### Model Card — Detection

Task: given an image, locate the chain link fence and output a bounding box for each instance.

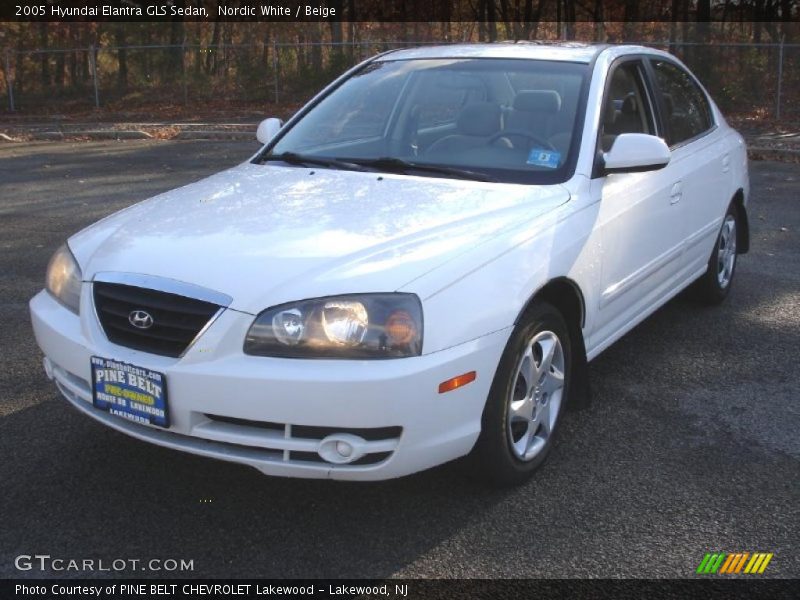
[2,40,798,120]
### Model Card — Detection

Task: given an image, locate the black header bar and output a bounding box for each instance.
[3,578,799,600]
[4,0,798,23]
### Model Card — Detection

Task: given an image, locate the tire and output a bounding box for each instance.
[469,301,573,486]
[691,205,739,305]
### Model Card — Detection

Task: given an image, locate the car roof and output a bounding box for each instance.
[376,42,657,64]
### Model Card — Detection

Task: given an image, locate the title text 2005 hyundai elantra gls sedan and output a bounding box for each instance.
[31,43,749,485]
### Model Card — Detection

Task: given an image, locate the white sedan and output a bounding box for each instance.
[31,43,749,485]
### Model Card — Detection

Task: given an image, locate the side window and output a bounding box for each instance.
[651,60,713,146]
[599,62,655,152]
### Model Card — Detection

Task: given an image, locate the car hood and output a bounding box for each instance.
[71,163,570,314]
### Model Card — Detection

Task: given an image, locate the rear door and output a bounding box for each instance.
[647,58,730,278]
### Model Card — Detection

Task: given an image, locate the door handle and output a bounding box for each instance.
[670,181,683,205]
[722,154,731,173]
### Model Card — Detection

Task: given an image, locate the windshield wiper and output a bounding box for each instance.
[344,157,496,182]
[258,151,368,172]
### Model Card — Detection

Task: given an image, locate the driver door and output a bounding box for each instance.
[588,59,685,352]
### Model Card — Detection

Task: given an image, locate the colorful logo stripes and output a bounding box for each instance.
[696,552,773,575]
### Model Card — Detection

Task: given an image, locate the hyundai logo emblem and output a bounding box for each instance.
[128,310,154,330]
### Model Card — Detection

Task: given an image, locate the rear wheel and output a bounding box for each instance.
[692,206,739,305]
[469,302,572,486]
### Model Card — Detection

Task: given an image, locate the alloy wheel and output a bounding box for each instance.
[717,214,737,288]
[507,330,565,462]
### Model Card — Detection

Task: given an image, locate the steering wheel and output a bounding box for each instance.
[487,130,556,152]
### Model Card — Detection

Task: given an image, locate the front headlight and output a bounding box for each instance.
[244,293,423,359]
[45,244,82,314]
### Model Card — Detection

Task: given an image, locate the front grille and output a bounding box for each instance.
[93,282,221,357]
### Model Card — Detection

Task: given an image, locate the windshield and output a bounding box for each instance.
[258,58,589,184]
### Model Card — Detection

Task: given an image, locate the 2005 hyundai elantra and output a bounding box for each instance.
[31,42,749,484]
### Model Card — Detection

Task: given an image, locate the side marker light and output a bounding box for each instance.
[438,371,477,394]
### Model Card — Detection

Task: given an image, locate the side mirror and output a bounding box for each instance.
[256,117,283,145]
[600,133,670,175]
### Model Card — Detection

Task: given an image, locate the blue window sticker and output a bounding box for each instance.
[526,148,561,169]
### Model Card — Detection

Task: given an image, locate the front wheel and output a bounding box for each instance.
[691,206,739,305]
[469,302,572,486]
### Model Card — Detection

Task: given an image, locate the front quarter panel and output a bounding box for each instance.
[404,178,600,355]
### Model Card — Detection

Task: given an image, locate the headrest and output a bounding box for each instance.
[604,100,617,124]
[457,102,502,137]
[621,94,638,114]
[513,90,562,114]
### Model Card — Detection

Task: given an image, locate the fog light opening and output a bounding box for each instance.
[318,434,367,465]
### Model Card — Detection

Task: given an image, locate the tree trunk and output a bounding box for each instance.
[522,0,542,41]
[115,26,128,92]
[780,0,792,40]
[206,22,220,74]
[328,1,345,74]
[262,29,270,68]
[695,0,712,84]
[310,24,323,72]
[68,24,77,90]
[623,0,638,41]
[669,0,680,51]
[697,0,711,32]
[556,0,562,39]
[498,0,512,40]
[594,0,605,42]
[15,36,24,98]
[753,1,764,43]
[681,0,690,58]
[487,0,497,42]
[55,26,66,91]
[564,0,576,40]
[297,33,307,72]
[39,23,49,92]
[477,0,487,41]
[440,8,452,41]
[168,20,184,82]
[221,22,231,89]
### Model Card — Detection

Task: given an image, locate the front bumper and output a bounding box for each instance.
[30,287,510,480]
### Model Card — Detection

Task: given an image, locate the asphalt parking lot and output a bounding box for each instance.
[0,140,797,579]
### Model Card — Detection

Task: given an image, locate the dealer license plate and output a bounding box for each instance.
[91,356,169,428]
